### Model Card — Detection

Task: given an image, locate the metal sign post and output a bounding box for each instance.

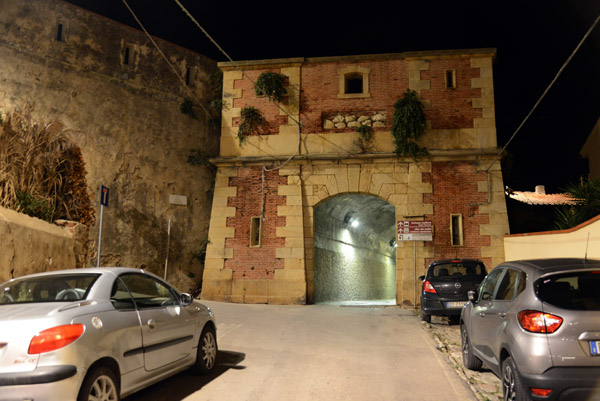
[397,220,433,308]
[97,186,109,267]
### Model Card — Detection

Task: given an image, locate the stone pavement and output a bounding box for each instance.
[420,314,503,401]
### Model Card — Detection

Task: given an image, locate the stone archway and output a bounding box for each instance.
[313,193,396,305]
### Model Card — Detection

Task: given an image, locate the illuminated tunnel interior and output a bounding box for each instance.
[313,194,396,305]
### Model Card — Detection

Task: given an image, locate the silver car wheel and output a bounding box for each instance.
[202,330,217,369]
[89,374,118,401]
[503,363,515,401]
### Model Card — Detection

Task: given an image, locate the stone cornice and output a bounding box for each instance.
[218,48,497,70]
[210,148,504,166]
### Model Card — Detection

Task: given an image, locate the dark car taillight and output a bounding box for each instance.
[28,324,85,354]
[423,280,437,294]
[517,310,563,333]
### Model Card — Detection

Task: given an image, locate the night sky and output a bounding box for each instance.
[64,0,600,231]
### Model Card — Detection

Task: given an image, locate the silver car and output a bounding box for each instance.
[461,258,600,401]
[0,267,217,401]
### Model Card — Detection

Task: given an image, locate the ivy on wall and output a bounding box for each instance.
[255,71,287,103]
[391,89,428,159]
[355,124,374,153]
[238,106,265,145]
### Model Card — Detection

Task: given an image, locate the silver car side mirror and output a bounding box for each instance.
[180,293,193,306]
[468,290,477,303]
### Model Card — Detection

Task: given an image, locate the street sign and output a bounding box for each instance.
[100,185,109,207]
[397,220,433,241]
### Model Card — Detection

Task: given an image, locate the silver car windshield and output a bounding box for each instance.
[0,274,100,304]
[537,271,600,311]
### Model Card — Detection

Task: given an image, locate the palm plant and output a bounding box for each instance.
[553,177,600,230]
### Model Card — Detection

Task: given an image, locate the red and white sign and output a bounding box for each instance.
[397,221,433,241]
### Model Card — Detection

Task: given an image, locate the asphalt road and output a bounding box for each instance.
[124,301,477,401]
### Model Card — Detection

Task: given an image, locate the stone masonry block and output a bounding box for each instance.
[276,247,304,259]
[278,166,301,176]
[285,195,303,206]
[278,185,302,197]
[285,237,305,248]
[213,186,237,199]
[284,258,305,270]
[208,226,235,239]
[277,205,303,217]
[273,268,305,282]
[276,226,304,238]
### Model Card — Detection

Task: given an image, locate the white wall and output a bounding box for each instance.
[504,215,600,261]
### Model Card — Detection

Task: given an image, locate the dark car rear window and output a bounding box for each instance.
[429,261,486,279]
[0,274,100,304]
[537,271,600,311]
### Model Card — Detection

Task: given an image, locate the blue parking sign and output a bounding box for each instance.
[100,185,109,207]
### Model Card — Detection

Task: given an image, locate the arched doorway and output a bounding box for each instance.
[313,194,396,305]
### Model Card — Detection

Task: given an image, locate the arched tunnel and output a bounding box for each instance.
[313,194,397,305]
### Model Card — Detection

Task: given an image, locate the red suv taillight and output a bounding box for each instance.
[518,310,563,333]
[423,280,437,294]
[28,324,85,354]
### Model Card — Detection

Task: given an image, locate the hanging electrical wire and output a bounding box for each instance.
[121,0,212,119]
[485,13,600,173]
[172,0,304,222]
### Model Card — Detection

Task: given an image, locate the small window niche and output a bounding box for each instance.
[445,69,457,89]
[185,66,197,87]
[55,21,67,42]
[450,214,464,246]
[338,66,370,98]
[123,46,131,65]
[122,44,137,67]
[250,216,262,247]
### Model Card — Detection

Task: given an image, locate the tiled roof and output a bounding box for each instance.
[505,187,579,205]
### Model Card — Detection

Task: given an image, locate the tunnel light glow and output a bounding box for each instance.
[351,219,359,228]
[341,229,355,259]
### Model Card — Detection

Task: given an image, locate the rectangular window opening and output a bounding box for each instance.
[124,47,130,65]
[250,216,262,247]
[450,214,463,246]
[185,68,191,86]
[445,70,456,89]
[56,23,63,42]
[345,74,364,94]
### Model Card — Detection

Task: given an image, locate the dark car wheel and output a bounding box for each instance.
[502,356,529,401]
[421,310,431,323]
[193,325,217,374]
[78,366,119,401]
[461,324,482,371]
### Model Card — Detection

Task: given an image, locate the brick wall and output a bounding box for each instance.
[424,161,492,267]
[300,60,408,133]
[420,59,483,129]
[225,167,287,279]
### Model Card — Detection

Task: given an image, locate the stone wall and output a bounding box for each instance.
[0,206,87,283]
[0,0,219,288]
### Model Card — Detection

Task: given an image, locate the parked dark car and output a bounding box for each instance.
[419,259,487,323]
[461,258,600,401]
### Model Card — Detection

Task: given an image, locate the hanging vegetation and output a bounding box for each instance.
[179,99,196,119]
[0,105,95,225]
[237,106,265,145]
[391,89,428,159]
[355,124,374,153]
[255,71,287,103]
